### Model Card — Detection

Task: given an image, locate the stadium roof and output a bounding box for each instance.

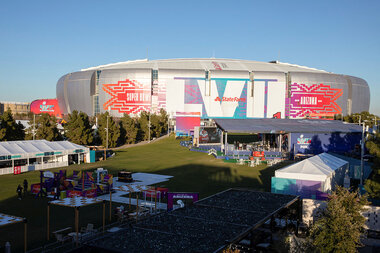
[86,189,299,253]
[0,140,87,157]
[81,58,329,73]
[214,118,363,134]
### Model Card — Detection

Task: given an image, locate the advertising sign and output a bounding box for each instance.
[67,190,82,198]
[13,166,21,175]
[288,83,343,119]
[167,192,199,211]
[30,99,62,118]
[31,184,41,194]
[297,134,312,149]
[198,127,222,144]
[103,79,151,114]
[84,189,97,198]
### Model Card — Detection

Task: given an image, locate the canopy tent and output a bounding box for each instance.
[0,140,87,157]
[272,153,349,199]
[0,140,90,175]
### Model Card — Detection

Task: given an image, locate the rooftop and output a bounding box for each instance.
[214,118,363,134]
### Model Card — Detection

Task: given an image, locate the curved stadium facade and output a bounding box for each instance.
[56,58,370,119]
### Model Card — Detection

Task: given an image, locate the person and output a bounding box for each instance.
[54,185,61,200]
[17,184,23,200]
[23,179,28,196]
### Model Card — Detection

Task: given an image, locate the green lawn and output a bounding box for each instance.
[0,136,290,252]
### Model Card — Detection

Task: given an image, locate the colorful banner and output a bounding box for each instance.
[31,184,41,194]
[167,192,199,211]
[13,166,21,175]
[288,83,343,118]
[176,116,200,134]
[30,99,62,118]
[198,127,222,144]
[103,79,151,114]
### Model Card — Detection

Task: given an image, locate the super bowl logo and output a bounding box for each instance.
[297,134,312,148]
[40,101,54,112]
[289,83,343,118]
[103,79,151,114]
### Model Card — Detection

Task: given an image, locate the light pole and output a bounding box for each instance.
[148,112,151,143]
[33,114,36,140]
[360,120,368,186]
[167,113,170,135]
[104,109,110,161]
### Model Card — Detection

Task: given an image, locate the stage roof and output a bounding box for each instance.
[86,189,298,253]
[214,118,362,134]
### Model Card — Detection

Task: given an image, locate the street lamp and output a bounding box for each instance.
[360,120,369,186]
[148,112,151,143]
[32,114,41,140]
[104,108,110,161]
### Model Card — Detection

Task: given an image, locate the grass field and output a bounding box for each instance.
[0,136,291,252]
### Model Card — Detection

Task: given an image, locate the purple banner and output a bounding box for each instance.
[167,192,199,211]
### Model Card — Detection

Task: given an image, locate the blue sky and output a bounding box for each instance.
[0,0,379,115]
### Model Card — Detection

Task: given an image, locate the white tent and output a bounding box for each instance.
[275,153,349,192]
[0,140,90,175]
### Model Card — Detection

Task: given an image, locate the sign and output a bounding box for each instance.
[198,127,222,144]
[103,79,151,114]
[31,184,41,194]
[289,83,343,119]
[297,134,312,149]
[30,99,62,118]
[43,171,54,179]
[84,189,97,198]
[67,190,82,198]
[167,192,199,211]
[13,166,21,175]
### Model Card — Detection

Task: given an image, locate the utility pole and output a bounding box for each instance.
[106,112,109,160]
[360,121,365,185]
[33,114,36,140]
[148,112,151,143]
[167,113,170,135]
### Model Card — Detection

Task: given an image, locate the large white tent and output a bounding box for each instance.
[0,140,90,175]
[274,153,349,193]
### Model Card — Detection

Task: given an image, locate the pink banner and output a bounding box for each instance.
[289,83,342,118]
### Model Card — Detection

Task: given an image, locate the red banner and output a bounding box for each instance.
[31,184,41,194]
[103,79,151,114]
[30,99,62,118]
[13,166,21,175]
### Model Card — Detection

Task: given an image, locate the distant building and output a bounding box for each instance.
[0,101,30,115]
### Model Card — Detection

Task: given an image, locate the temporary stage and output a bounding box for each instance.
[214,118,362,156]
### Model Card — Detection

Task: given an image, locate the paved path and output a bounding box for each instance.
[97,172,174,211]
[112,134,169,150]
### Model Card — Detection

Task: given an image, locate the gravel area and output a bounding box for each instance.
[86,189,298,252]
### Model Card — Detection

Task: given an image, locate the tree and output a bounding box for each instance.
[310,186,368,252]
[340,111,378,128]
[26,113,62,141]
[144,109,169,139]
[97,112,120,148]
[364,132,380,198]
[64,110,93,145]
[0,109,25,141]
[137,111,150,141]
[120,114,138,144]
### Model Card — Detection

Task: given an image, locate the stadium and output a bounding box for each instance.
[55,58,370,119]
